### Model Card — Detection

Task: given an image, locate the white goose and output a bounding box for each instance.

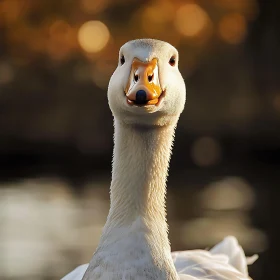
[62,39,257,280]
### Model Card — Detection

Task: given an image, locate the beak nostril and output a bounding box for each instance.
[148,74,154,82]
[134,73,139,82]
[135,90,147,104]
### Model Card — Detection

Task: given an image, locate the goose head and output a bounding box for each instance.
[108,39,186,126]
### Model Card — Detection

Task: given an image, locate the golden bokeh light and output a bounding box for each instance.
[78,21,110,53]
[218,13,247,44]
[214,0,259,21]
[139,2,175,38]
[200,177,255,210]
[80,0,109,14]
[174,4,210,38]
[0,0,27,25]
[143,1,175,24]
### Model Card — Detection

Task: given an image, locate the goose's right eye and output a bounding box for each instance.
[120,55,125,65]
[169,56,176,67]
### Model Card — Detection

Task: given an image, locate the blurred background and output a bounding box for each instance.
[0,0,278,279]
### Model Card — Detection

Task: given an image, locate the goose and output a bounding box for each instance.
[62,39,257,280]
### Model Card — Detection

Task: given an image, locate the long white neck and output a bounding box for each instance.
[84,118,179,280]
[107,119,176,228]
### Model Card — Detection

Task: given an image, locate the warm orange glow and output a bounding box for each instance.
[141,9,162,36]
[78,21,110,53]
[143,2,174,24]
[214,0,251,10]
[140,2,175,37]
[174,4,210,37]
[0,0,26,24]
[47,20,75,60]
[80,0,108,14]
[218,13,247,44]
[214,0,259,21]
[49,20,71,38]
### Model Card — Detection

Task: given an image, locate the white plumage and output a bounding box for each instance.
[62,39,257,280]
[63,237,257,280]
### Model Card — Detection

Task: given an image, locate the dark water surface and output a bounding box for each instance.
[0,153,271,280]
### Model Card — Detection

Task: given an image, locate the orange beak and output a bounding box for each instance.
[125,58,162,105]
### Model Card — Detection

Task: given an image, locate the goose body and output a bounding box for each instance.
[62,39,257,280]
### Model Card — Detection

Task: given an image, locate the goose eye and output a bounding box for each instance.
[169,56,176,66]
[120,55,125,65]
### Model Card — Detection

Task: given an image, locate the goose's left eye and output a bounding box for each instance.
[169,56,176,66]
[120,55,125,65]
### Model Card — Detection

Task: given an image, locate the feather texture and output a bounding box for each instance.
[62,237,257,280]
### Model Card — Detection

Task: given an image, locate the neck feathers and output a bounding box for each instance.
[86,119,179,280]
[107,120,176,227]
